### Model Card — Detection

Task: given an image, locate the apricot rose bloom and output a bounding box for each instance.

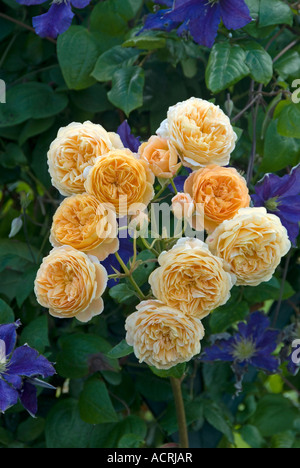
[184,165,250,233]
[206,207,291,287]
[47,121,123,196]
[50,194,119,260]
[157,98,237,170]
[125,300,205,369]
[34,246,108,322]
[149,238,236,319]
[171,192,195,220]
[84,149,155,216]
[139,135,181,179]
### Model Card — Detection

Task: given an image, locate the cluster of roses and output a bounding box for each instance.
[34,97,291,371]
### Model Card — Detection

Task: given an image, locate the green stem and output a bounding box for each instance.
[114,252,146,300]
[170,377,189,449]
[170,178,178,195]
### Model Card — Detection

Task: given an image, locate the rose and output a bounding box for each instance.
[125,299,205,369]
[139,135,181,179]
[34,246,108,322]
[171,192,195,220]
[206,207,291,286]
[50,194,119,260]
[149,238,236,319]
[157,97,237,170]
[184,165,250,233]
[47,121,123,196]
[84,149,155,216]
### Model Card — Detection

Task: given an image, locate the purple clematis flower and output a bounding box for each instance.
[252,164,300,246]
[201,312,280,376]
[0,320,55,415]
[141,0,252,48]
[16,0,91,39]
[117,121,141,153]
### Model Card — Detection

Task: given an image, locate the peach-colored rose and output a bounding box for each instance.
[125,300,205,369]
[84,149,155,216]
[149,238,236,319]
[184,165,250,233]
[34,246,107,322]
[172,192,195,220]
[157,98,237,170]
[206,207,291,287]
[47,121,123,196]
[50,194,119,260]
[139,135,181,179]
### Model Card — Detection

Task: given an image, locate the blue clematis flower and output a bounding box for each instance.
[201,312,280,376]
[16,0,91,39]
[141,0,252,48]
[252,164,300,246]
[117,121,141,153]
[0,320,55,415]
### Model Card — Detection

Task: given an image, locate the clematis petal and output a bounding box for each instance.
[9,345,55,379]
[16,0,45,4]
[250,354,280,373]
[32,3,74,39]
[19,381,38,417]
[0,379,19,413]
[0,321,20,356]
[117,121,141,153]
[220,0,252,30]
[187,4,221,48]
[71,0,91,8]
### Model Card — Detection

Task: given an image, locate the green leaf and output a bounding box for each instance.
[57,26,98,90]
[17,418,45,443]
[210,301,249,334]
[0,265,38,306]
[45,399,93,448]
[0,299,14,324]
[92,46,140,82]
[240,425,265,449]
[107,340,133,359]
[89,415,147,448]
[206,43,250,94]
[150,363,186,379]
[20,316,49,353]
[275,51,300,80]
[70,84,112,113]
[243,277,295,303]
[0,143,27,168]
[203,402,234,444]
[108,66,145,116]
[123,34,166,51]
[109,283,137,304]
[56,333,111,379]
[18,117,55,146]
[118,433,144,448]
[276,102,300,139]
[241,40,273,85]
[131,250,157,286]
[0,83,68,128]
[251,395,298,437]
[259,0,293,27]
[260,120,300,172]
[79,377,118,424]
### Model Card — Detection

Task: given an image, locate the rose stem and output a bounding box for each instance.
[170,377,189,448]
[114,251,146,300]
